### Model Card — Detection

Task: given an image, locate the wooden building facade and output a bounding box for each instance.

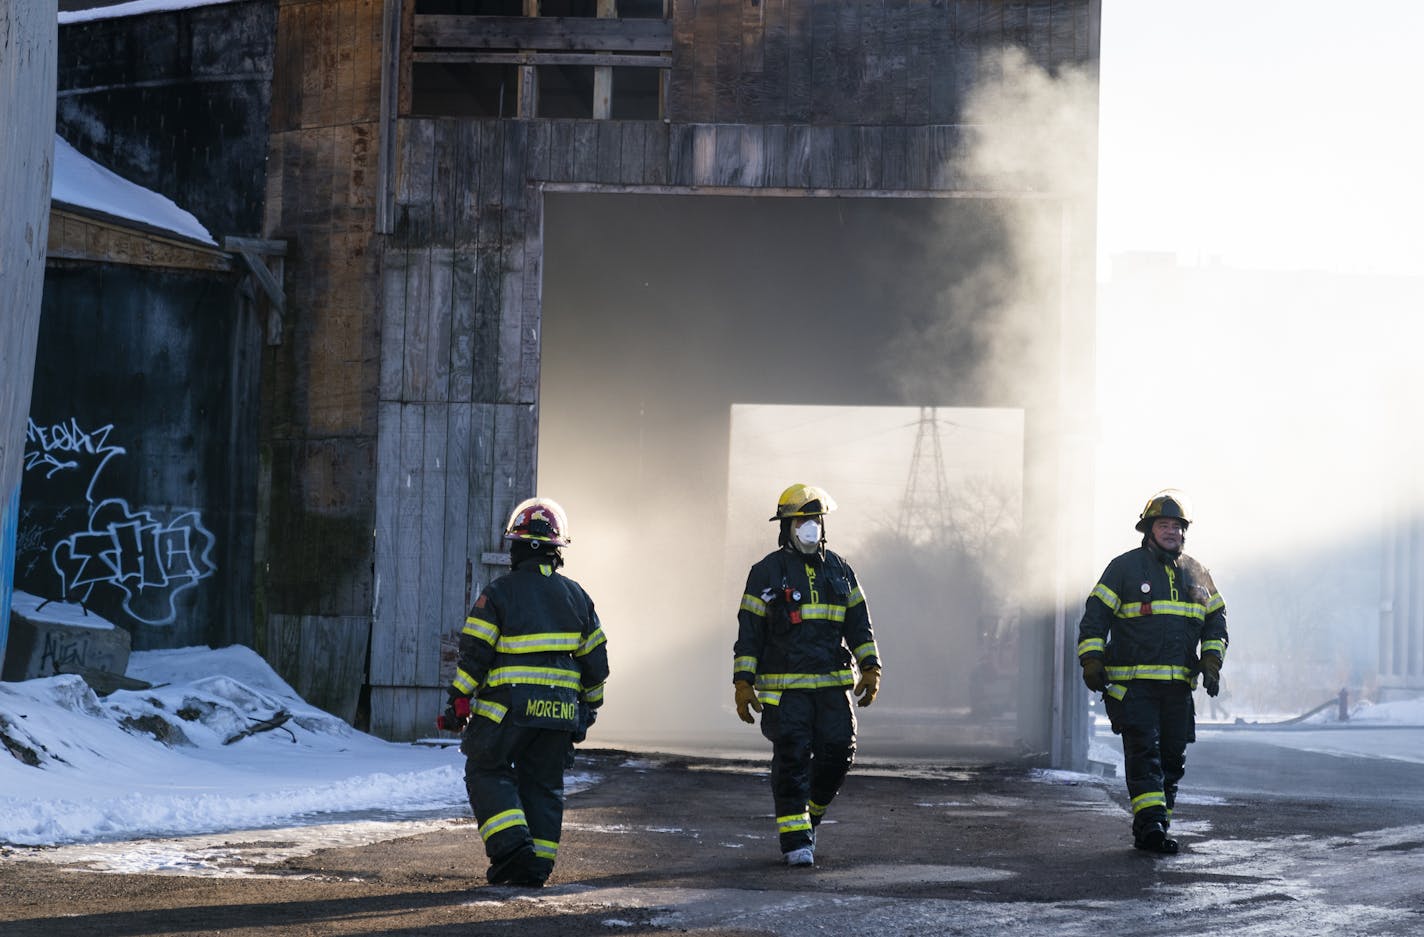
[261,0,1102,766]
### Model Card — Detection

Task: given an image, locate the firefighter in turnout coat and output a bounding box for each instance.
[439,497,609,887]
[733,484,882,868]
[1077,490,1228,854]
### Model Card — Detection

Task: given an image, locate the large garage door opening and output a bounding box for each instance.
[539,192,1056,760]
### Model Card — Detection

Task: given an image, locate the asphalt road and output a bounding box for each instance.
[3,730,1423,937]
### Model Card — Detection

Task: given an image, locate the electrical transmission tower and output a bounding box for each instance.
[899,406,953,541]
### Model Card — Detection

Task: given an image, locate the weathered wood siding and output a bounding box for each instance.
[668,0,1096,125]
[337,0,1100,748]
[259,0,387,722]
[0,0,57,666]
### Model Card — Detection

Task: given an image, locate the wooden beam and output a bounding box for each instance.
[413,15,673,53]
[414,50,669,68]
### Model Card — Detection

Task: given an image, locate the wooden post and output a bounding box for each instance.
[592,0,616,119]
[0,0,57,666]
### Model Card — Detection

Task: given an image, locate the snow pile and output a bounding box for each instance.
[0,645,467,846]
[59,0,238,26]
[51,135,216,245]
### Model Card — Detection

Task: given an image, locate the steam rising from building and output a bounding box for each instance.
[537,48,1104,759]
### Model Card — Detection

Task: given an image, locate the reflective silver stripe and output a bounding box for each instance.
[480,808,527,840]
[1131,791,1166,813]
[777,813,812,834]
[799,603,846,622]
[852,642,877,664]
[758,690,783,706]
[1105,664,1192,683]
[496,632,581,654]
[1206,593,1225,613]
[452,668,479,695]
[733,655,758,675]
[582,681,605,704]
[576,627,607,656]
[486,666,582,690]
[1117,600,1206,620]
[1201,639,1226,658]
[741,593,768,616]
[847,585,865,607]
[1091,583,1121,611]
[756,671,855,691]
[474,699,507,723]
[1077,637,1105,656]
[462,616,499,645]
[533,838,559,859]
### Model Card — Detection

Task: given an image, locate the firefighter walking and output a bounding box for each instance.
[1078,489,1227,854]
[439,497,609,887]
[732,483,882,867]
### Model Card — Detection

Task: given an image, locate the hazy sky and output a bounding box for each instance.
[1097,0,1424,277]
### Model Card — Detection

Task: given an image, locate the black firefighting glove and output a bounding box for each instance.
[734,680,762,724]
[1080,657,1108,692]
[853,666,881,707]
[571,702,598,744]
[437,695,471,732]
[1200,655,1222,697]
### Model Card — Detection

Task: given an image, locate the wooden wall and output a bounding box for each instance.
[372,0,1100,745]
[0,0,57,668]
[668,0,1095,125]
[259,0,387,723]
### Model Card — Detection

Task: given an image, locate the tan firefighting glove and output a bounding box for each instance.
[1080,657,1108,692]
[1199,655,1222,697]
[853,666,881,707]
[734,680,762,724]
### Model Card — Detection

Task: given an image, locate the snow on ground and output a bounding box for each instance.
[0,645,488,849]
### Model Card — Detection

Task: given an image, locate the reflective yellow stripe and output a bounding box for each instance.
[495,632,581,654]
[1116,601,1206,620]
[1077,637,1105,656]
[532,838,559,860]
[582,681,605,704]
[799,603,846,622]
[1105,683,1127,700]
[847,585,865,607]
[807,799,828,818]
[474,699,507,723]
[756,671,855,691]
[1200,639,1226,657]
[1091,583,1121,611]
[1131,791,1167,813]
[462,616,499,645]
[480,809,527,840]
[777,813,812,834]
[741,593,767,616]
[759,690,783,706]
[852,642,878,664]
[452,668,479,695]
[1206,593,1225,613]
[733,655,758,675]
[486,666,582,690]
[576,627,607,657]
[1106,664,1193,683]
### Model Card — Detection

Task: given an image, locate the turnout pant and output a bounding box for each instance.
[1105,680,1195,837]
[463,714,572,876]
[759,687,857,853]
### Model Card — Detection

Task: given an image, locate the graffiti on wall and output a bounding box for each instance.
[22,418,217,626]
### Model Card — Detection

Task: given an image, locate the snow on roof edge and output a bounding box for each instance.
[59,0,241,26]
[51,135,217,246]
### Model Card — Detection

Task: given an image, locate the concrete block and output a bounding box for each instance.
[1,590,131,683]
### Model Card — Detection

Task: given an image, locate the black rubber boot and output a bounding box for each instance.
[1133,821,1180,855]
[487,846,546,886]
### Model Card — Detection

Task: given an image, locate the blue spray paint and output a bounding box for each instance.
[0,482,18,665]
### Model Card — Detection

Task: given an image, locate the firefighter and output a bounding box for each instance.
[732,483,882,867]
[438,497,609,887]
[1077,489,1228,854]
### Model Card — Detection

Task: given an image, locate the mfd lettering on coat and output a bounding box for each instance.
[524,698,577,721]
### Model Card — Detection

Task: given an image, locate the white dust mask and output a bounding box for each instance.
[793,519,821,552]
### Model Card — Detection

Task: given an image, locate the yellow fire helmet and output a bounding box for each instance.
[504,497,572,546]
[1135,489,1192,533]
[769,483,838,522]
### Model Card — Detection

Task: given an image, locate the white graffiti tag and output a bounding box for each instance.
[51,500,217,627]
[24,418,126,503]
